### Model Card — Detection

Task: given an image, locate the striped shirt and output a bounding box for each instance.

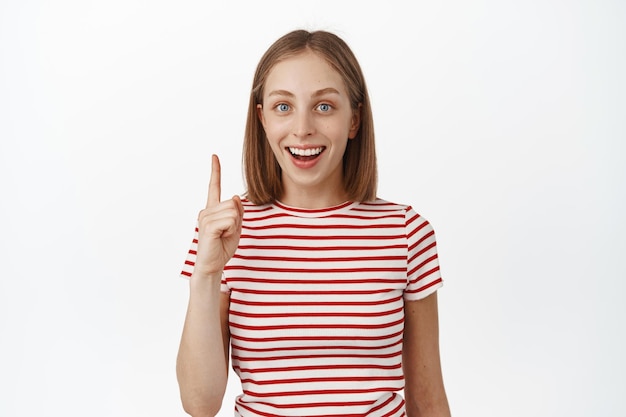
[181,199,443,417]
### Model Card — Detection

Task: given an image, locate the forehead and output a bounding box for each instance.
[263,51,347,95]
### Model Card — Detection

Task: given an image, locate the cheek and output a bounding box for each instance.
[263,125,287,152]
[323,122,350,139]
[263,117,288,138]
[264,128,282,146]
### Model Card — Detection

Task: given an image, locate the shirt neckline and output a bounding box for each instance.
[273,200,357,218]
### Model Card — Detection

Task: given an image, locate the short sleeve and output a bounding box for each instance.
[403,207,444,301]
[179,222,230,293]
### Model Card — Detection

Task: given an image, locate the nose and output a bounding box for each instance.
[292,111,315,138]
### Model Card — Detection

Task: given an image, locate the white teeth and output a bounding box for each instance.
[289,147,323,157]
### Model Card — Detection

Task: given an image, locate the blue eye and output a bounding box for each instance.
[277,103,290,112]
[318,103,331,112]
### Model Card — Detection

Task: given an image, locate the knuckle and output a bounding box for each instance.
[197,208,211,221]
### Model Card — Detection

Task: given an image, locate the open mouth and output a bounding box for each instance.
[287,146,326,161]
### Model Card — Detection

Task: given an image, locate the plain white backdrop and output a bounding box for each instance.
[1,1,624,416]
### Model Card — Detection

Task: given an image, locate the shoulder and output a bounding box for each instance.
[354,198,409,212]
[359,199,435,235]
[355,198,423,219]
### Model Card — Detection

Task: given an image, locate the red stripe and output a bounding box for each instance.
[225,266,406,274]
[330,211,404,218]
[408,230,434,253]
[237,244,407,251]
[405,277,443,294]
[229,294,403,307]
[243,223,404,230]
[240,374,404,386]
[408,241,436,262]
[239,398,376,409]
[381,396,405,417]
[246,211,404,223]
[240,233,406,240]
[409,254,439,274]
[229,317,404,331]
[243,386,404,398]
[234,362,402,374]
[372,393,397,415]
[232,349,402,362]
[240,204,272,213]
[231,338,402,353]
[406,220,428,240]
[408,265,440,283]
[353,206,405,212]
[410,229,435,251]
[243,212,291,223]
[236,399,377,415]
[230,306,404,319]
[233,288,395,295]
[226,276,406,284]
[232,254,405,263]
[230,329,404,343]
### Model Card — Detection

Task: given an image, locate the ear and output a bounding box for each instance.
[256,104,265,127]
[348,104,362,139]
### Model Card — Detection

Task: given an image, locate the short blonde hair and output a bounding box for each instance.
[243,30,377,205]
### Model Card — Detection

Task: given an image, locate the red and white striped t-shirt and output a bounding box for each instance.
[181,199,443,417]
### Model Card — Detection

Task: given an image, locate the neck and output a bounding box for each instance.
[279,183,349,209]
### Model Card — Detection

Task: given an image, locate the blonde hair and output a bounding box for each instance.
[243,30,377,205]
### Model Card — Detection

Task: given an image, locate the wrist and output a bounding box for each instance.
[190,270,224,290]
[190,265,224,281]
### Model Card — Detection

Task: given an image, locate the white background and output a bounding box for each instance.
[1,1,624,416]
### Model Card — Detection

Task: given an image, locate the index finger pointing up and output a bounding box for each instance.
[206,154,221,208]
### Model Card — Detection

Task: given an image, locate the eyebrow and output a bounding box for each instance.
[267,87,341,99]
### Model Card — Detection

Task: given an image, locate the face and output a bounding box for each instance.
[257,50,360,207]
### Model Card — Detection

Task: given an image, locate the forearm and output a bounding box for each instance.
[403,341,450,417]
[177,274,228,416]
[403,294,451,417]
[405,391,451,417]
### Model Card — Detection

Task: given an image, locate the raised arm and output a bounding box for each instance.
[176,155,244,416]
[403,293,451,417]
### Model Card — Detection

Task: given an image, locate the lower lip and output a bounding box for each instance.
[288,149,324,169]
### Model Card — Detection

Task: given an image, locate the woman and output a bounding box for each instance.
[177,30,451,417]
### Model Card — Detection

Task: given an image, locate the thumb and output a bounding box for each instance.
[232,195,245,220]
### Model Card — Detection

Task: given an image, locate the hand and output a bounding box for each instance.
[193,155,244,279]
